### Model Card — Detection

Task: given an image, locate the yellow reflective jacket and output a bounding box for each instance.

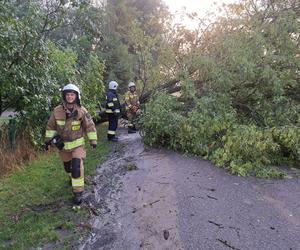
[45,103,97,151]
[124,91,140,110]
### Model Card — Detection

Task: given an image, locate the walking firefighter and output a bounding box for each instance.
[45,84,97,205]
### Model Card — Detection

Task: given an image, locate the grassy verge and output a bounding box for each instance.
[0,124,111,250]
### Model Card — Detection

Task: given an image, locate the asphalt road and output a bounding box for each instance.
[81,129,300,250]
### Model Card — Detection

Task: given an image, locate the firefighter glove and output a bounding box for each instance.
[52,135,65,150]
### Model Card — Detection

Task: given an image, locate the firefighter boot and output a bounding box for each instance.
[73,192,83,205]
[107,135,118,142]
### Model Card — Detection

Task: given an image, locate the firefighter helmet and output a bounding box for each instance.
[109,81,118,90]
[62,83,81,105]
[128,82,136,88]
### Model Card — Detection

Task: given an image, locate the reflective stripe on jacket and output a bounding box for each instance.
[105,90,121,114]
[124,91,139,110]
[45,103,97,150]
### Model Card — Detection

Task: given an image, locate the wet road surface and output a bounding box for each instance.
[80,129,300,250]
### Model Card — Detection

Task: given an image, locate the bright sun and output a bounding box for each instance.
[163,0,239,28]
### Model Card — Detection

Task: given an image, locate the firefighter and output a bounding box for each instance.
[45,84,97,205]
[105,81,121,142]
[124,82,140,133]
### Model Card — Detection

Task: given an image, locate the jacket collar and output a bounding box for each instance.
[62,102,79,113]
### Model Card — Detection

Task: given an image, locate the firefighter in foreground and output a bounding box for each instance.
[45,84,97,205]
[105,81,121,142]
[124,82,141,133]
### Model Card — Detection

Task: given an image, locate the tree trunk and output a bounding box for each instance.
[139,78,180,103]
[97,78,182,123]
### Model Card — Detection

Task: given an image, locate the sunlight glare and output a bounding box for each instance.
[163,0,239,29]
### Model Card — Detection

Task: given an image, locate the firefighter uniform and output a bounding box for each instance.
[45,84,97,205]
[105,81,120,141]
[124,82,140,133]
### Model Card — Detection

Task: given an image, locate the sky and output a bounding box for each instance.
[163,0,239,28]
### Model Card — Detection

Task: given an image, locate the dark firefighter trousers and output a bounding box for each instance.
[107,113,118,139]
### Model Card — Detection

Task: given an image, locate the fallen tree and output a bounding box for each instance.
[96,78,182,123]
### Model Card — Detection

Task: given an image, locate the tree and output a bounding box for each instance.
[98,0,172,93]
[207,0,300,126]
[81,53,105,114]
[0,0,105,145]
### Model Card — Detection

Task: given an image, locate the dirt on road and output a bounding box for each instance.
[80,128,300,250]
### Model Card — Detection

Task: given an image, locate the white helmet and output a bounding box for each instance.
[109,81,118,90]
[62,83,81,104]
[128,82,136,88]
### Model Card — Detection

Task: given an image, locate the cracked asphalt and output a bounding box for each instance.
[80,128,300,250]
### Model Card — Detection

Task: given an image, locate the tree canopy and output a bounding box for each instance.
[1,0,299,176]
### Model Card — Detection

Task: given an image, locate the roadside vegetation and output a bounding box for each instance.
[0,125,111,249]
[141,92,299,177]
[0,0,299,248]
[0,0,298,227]
[138,0,299,178]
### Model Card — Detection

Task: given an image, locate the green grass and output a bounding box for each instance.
[0,124,111,250]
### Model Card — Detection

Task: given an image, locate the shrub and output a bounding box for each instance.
[0,122,37,176]
[271,126,300,166]
[210,125,283,177]
[140,93,299,178]
[139,92,184,146]
[173,94,236,157]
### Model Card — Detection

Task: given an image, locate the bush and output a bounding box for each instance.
[139,92,184,146]
[141,93,298,178]
[210,125,283,177]
[173,94,236,157]
[0,121,37,176]
[271,126,300,165]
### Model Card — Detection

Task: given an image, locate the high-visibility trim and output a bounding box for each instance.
[71,121,81,125]
[107,102,114,107]
[112,98,118,101]
[56,120,65,126]
[114,109,120,113]
[107,130,116,135]
[72,177,84,187]
[64,137,85,150]
[72,125,81,131]
[87,132,97,140]
[106,109,113,113]
[45,130,57,138]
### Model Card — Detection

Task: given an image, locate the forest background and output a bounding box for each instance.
[0,0,299,177]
